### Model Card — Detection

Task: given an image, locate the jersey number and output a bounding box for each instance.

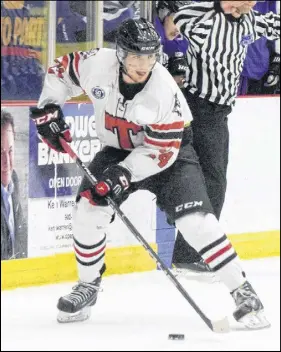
[158,150,174,168]
[105,113,143,149]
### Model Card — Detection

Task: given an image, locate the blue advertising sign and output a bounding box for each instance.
[29,103,100,198]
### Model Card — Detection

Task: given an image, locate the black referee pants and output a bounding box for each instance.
[186,91,232,218]
[173,91,232,264]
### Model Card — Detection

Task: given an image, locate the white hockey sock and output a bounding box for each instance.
[73,232,106,283]
[176,212,246,292]
[72,197,114,283]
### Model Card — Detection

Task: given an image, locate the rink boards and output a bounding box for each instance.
[1,97,280,290]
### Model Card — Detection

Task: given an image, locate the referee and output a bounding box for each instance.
[171,1,280,267]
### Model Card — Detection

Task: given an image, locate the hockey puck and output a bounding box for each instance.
[168,334,185,340]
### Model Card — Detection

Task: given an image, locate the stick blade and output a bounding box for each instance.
[211,316,230,333]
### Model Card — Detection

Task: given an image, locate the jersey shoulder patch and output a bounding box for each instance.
[82,48,100,60]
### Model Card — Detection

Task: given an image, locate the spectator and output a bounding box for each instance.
[239,0,280,95]
[154,0,189,57]
[62,1,140,44]
[1,110,27,260]
[103,1,140,42]
[154,1,190,87]
[56,1,88,43]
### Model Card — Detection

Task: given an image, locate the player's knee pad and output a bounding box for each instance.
[175,212,237,272]
[73,197,114,245]
[175,212,221,248]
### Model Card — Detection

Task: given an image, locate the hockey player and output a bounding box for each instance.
[30,18,269,329]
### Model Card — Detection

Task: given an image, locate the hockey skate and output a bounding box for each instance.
[173,259,219,283]
[231,281,271,329]
[57,277,102,323]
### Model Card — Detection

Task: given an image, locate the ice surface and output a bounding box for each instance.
[1,257,280,351]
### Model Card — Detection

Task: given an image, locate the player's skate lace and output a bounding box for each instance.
[57,278,102,314]
[66,282,103,306]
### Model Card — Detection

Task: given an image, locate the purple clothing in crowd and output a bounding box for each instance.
[239,1,279,94]
[56,2,86,43]
[154,16,189,57]
[104,7,135,35]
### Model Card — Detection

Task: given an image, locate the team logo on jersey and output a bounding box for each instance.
[92,86,105,99]
[241,34,254,47]
[105,112,143,149]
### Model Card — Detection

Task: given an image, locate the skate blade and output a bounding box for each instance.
[239,310,271,330]
[172,268,219,284]
[57,307,91,323]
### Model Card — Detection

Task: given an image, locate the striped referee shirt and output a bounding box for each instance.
[174,1,280,105]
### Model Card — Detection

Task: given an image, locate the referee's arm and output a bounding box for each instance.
[252,10,280,40]
[173,1,221,38]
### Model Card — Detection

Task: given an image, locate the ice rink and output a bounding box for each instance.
[1,257,280,351]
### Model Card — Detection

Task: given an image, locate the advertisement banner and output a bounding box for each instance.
[29,103,99,198]
[1,1,47,100]
[28,103,101,256]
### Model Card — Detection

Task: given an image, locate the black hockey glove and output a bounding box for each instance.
[30,104,72,153]
[92,165,132,205]
[168,53,188,88]
[264,54,280,88]
[168,53,188,76]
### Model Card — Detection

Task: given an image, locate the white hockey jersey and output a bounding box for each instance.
[38,48,193,182]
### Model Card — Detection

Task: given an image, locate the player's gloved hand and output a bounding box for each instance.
[168,52,188,76]
[30,104,72,153]
[168,53,188,88]
[264,54,280,88]
[92,165,132,205]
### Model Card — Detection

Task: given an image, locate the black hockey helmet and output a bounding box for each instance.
[116,17,161,56]
[156,1,191,22]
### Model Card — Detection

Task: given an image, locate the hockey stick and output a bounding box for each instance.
[59,137,230,333]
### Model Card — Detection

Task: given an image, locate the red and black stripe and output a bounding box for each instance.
[74,235,106,266]
[198,235,228,256]
[68,52,81,87]
[145,126,183,141]
[199,234,237,272]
